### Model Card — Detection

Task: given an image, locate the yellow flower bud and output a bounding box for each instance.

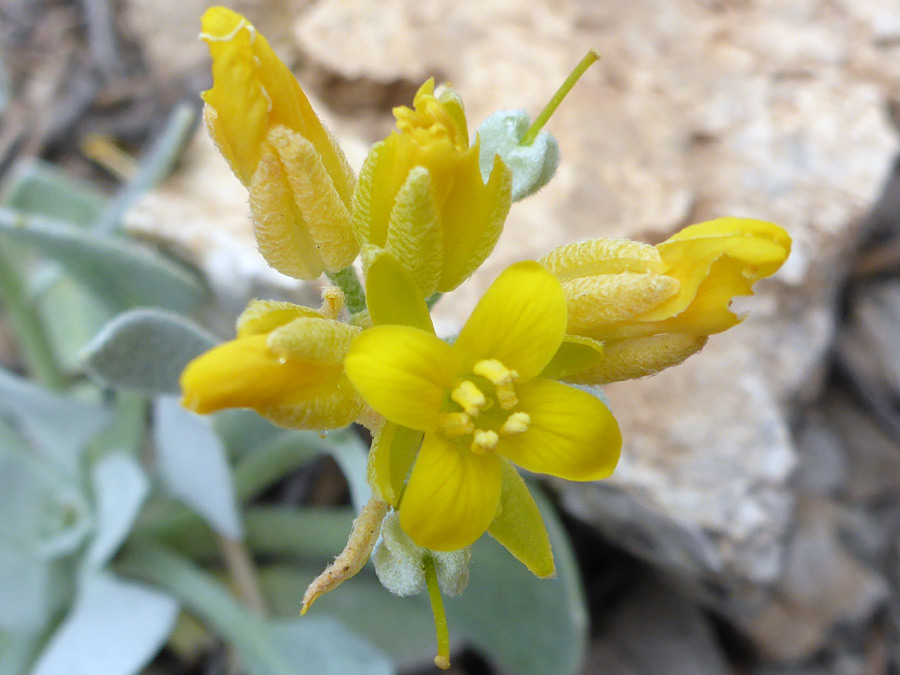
[180,299,365,429]
[353,80,512,295]
[540,217,791,383]
[200,7,358,279]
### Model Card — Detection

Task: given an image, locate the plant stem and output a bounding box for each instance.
[424,555,451,670]
[325,266,366,315]
[219,535,269,616]
[520,50,600,146]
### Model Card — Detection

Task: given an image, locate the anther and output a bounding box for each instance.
[501,412,531,436]
[439,412,474,438]
[450,381,486,416]
[470,429,499,455]
[472,359,519,410]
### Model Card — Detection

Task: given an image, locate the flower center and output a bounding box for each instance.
[438,359,531,454]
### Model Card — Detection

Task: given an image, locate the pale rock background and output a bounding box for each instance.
[122,0,900,669]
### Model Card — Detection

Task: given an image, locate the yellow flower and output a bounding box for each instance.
[200,7,357,279]
[344,261,621,574]
[352,80,512,296]
[181,299,364,429]
[539,217,791,384]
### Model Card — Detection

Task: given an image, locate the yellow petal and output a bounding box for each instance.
[399,433,502,551]
[344,326,460,431]
[200,7,354,201]
[454,261,566,380]
[352,138,396,249]
[498,379,620,481]
[180,334,360,429]
[640,218,790,324]
[365,249,435,333]
[368,421,424,506]
[437,151,512,292]
[488,461,555,578]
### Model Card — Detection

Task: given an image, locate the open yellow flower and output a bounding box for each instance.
[200,6,357,279]
[181,299,364,429]
[344,261,621,572]
[352,80,512,296]
[540,217,791,384]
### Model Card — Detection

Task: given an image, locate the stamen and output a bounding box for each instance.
[438,412,474,438]
[450,381,486,416]
[472,360,519,410]
[501,412,531,435]
[470,429,499,454]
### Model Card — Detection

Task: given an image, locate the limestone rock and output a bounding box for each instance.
[287,0,900,618]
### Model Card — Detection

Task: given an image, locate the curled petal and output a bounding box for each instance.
[399,433,502,551]
[498,379,620,481]
[640,217,791,327]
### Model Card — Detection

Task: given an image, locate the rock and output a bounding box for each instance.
[793,410,849,498]
[734,497,889,663]
[586,575,730,675]
[289,0,900,614]
[557,341,797,612]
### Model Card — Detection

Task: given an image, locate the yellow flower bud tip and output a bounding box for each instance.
[180,311,364,430]
[393,79,468,150]
[200,7,359,281]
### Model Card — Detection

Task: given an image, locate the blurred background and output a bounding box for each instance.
[2,0,900,673]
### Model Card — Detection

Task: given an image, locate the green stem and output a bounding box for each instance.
[116,542,278,669]
[325,266,366,315]
[0,235,65,389]
[520,50,600,146]
[424,555,451,670]
[136,504,354,562]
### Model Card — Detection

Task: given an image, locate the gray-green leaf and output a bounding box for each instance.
[30,571,178,675]
[0,206,206,312]
[83,309,217,395]
[85,454,149,567]
[153,397,243,540]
